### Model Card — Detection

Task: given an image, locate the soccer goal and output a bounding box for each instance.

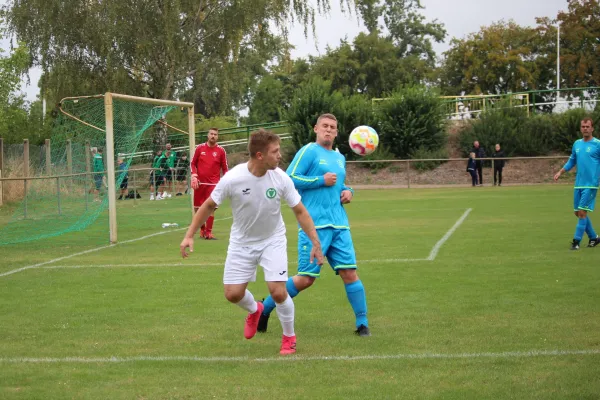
[0,93,195,245]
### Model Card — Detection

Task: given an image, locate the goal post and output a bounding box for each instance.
[104,93,195,243]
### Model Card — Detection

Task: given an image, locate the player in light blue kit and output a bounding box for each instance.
[554,117,600,250]
[258,113,370,336]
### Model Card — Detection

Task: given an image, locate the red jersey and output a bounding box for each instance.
[191,143,228,184]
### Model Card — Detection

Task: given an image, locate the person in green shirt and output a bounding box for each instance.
[162,143,177,198]
[90,147,104,201]
[149,149,166,200]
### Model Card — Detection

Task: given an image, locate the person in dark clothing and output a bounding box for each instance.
[492,144,506,186]
[466,152,478,187]
[471,141,486,185]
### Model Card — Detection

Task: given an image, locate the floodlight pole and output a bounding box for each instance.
[105,93,118,244]
[557,24,561,92]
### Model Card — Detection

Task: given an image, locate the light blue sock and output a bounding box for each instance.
[585,216,597,239]
[345,280,368,328]
[262,277,300,316]
[574,218,587,241]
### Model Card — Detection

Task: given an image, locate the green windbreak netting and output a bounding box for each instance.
[0,95,176,245]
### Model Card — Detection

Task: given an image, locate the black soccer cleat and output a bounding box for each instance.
[257,309,270,333]
[587,236,600,248]
[355,324,371,337]
[570,240,580,250]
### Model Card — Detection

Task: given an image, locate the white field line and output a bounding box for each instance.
[1,349,598,364]
[427,208,472,261]
[2,209,470,278]
[0,217,233,278]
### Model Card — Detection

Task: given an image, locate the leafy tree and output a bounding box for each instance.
[438,21,555,97]
[356,0,446,64]
[0,33,38,144]
[247,75,285,124]
[309,33,430,98]
[2,0,344,113]
[538,0,600,94]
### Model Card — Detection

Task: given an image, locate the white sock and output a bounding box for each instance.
[275,295,295,337]
[235,290,257,313]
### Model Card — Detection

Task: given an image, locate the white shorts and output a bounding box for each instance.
[223,236,288,284]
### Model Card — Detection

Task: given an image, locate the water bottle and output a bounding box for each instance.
[162,223,179,228]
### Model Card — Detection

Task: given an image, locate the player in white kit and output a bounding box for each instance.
[180,129,324,355]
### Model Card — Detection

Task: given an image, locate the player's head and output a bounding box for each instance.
[180,152,187,160]
[581,118,594,139]
[207,128,219,145]
[117,157,123,164]
[249,129,281,170]
[314,113,338,149]
[156,149,163,156]
[495,143,501,151]
[98,148,103,154]
[166,143,172,151]
[473,141,480,148]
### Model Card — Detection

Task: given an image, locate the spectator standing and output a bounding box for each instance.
[492,144,506,186]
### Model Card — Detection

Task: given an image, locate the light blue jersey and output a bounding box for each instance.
[563,138,600,189]
[286,143,353,230]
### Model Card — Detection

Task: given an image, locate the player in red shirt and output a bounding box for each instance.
[190,127,229,239]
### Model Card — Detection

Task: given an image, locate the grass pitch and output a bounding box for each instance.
[1,186,599,399]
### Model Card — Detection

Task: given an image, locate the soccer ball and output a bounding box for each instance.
[349,125,379,156]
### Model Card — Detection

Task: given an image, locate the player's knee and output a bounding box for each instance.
[295,275,315,291]
[339,269,359,284]
[223,288,244,303]
[269,285,288,303]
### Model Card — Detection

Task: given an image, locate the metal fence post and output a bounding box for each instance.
[56,176,62,215]
[23,139,29,218]
[407,160,411,189]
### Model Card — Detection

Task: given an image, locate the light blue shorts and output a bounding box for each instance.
[574,189,597,212]
[297,228,357,278]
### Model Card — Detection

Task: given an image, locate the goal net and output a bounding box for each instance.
[0,93,194,246]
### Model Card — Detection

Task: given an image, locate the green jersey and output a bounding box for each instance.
[152,155,166,176]
[93,153,104,173]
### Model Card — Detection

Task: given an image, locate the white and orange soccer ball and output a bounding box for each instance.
[349,125,379,156]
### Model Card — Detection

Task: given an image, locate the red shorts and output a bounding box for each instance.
[194,184,216,208]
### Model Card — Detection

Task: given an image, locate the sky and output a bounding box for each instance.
[3,0,569,102]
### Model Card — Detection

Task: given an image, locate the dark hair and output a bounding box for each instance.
[248,129,281,158]
[582,117,594,127]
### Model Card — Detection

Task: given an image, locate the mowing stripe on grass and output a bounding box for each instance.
[40,258,430,270]
[427,208,472,261]
[1,349,598,364]
[0,216,233,278]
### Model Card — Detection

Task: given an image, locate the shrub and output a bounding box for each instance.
[356,144,395,171]
[285,78,343,151]
[550,108,600,153]
[332,94,376,159]
[410,146,449,171]
[458,103,553,157]
[374,86,447,159]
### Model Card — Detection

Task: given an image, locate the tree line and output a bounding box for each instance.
[0,0,598,145]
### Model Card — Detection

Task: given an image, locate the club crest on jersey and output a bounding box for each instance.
[265,188,277,199]
[213,152,217,156]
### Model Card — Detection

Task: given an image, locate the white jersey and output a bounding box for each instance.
[210,163,301,245]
